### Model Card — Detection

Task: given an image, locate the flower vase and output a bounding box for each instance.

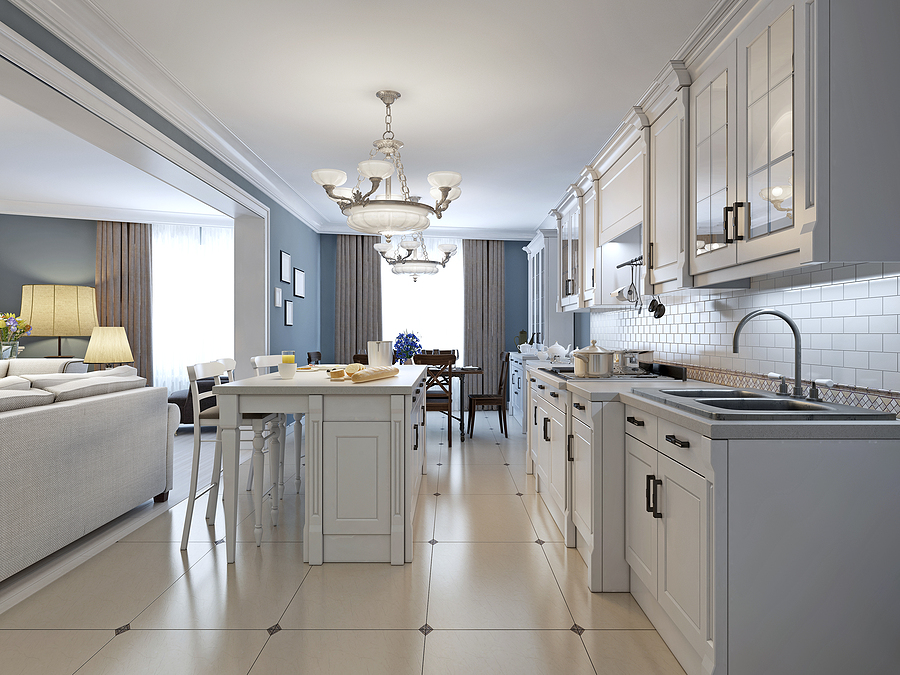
[404,358,413,365]
[1,340,19,359]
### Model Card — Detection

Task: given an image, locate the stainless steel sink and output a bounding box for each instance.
[632,387,897,421]
[659,389,767,399]
[695,398,831,412]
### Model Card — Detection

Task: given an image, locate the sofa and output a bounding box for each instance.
[0,358,178,583]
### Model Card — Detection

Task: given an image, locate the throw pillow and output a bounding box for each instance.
[23,366,138,390]
[46,375,147,402]
[0,376,31,391]
[0,389,55,413]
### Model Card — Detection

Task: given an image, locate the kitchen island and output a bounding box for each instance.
[214,365,428,566]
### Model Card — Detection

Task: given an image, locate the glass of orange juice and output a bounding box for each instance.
[281,350,295,364]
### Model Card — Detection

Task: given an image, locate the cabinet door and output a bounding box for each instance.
[735,3,798,265]
[535,398,551,490]
[690,44,738,275]
[547,401,568,516]
[323,421,391,535]
[625,435,658,596]
[599,141,645,244]
[560,204,580,308]
[657,453,710,657]
[572,416,593,537]
[649,101,685,287]
[582,184,597,302]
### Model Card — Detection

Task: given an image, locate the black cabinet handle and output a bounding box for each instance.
[415,388,421,394]
[652,478,663,518]
[534,406,538,426]
[734,201,747,241]
[665,434,690,448]
[530,377,536,382]
[568,434,574,461]
[645,474,654,513]
[413,424,419,452]
[573,402,585,411]
[538,384,545,390]
[723,204,734,244]
[627,416,645,427]
[543,417,550,442]
[549,392,559,398]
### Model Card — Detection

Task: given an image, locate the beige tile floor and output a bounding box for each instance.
[0,411,686,675]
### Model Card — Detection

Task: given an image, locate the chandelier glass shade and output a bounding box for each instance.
[312,90,461,239]
[374,232,457,281]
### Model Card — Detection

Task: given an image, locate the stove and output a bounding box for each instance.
[538,363,687,381]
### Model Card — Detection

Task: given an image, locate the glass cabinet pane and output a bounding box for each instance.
[770,9,794,87]
[710,73,727,131]
[710,128,728,196]
[695,69,729,258]
[747,35,768,104]
[769,156,793,232]
[769,78,793,161]
[748,97,768,173]
[697,138,711,202]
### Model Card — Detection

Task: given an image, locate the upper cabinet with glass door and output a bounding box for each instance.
[555,191,580,311]
[690,1,801,281]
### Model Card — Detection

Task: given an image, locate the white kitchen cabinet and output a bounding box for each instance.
[580,176,597,304]
[558,197,580,310]
[599,140,644,245]
[524,229,571,346]
[648,98,689,289]
[508,353,525,430]
[546,391,567,516]
[624,408,712,673]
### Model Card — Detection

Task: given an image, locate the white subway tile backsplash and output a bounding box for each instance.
[591,262,900,392]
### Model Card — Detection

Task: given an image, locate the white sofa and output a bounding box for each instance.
[0,358,178,582]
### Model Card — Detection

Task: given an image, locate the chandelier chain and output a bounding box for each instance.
[383,103,394,140]
[394,151,412,201]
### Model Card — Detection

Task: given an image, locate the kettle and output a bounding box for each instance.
[572,340,612,378]
[547,342,570,361]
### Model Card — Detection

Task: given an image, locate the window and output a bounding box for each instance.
[381,235,464,364]
[151,224,234,393]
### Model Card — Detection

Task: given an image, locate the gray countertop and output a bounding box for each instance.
[213,364,427,396]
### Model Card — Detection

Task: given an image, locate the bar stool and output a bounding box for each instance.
[250,354,302,496]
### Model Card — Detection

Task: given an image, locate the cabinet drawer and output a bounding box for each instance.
[657,418,705,468]
[624,404,657,447]
[571,395,593,427]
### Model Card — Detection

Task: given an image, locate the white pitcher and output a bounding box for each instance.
[368,340,393,367]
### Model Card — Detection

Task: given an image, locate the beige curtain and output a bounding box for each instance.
[96,222,152,382]
[463,240,505,399]
[335,234,383,363]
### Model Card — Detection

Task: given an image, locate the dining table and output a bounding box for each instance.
[213,364,429,565]
[450,365,483,441]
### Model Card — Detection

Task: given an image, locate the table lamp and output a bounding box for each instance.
[19,285,99,357]
[83,326,134,368]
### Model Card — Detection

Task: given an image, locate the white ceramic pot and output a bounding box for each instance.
[572,340,612,378]
[547,342,570,360]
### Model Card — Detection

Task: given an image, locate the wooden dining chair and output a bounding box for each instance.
[467,352,510,438]
[182,359,280,550]
[414,352,456,447]
[307,351,322,365]
[352,354,368,364]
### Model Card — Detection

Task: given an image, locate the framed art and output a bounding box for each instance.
[274,286,283,307]
[293,268,305,298]
[280,250,291,283]
[284,300,293,326]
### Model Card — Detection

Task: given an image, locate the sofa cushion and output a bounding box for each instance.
[45,375,147,402]
[23,366,138,390]
[0,376,31,391]
[6,358,86,376]
[0,388,55,412]
[0,362,7,378]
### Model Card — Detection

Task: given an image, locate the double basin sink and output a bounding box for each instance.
[632,387,896,421]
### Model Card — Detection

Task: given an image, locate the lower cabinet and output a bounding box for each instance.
[625,408,713,674]
[509,356,525,428]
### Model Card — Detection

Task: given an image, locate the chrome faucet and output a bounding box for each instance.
[733,309,804,398]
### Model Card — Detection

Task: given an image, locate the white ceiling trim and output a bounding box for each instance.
[0,198,235,226]
[0,17,270,222]
[10,0,325,230]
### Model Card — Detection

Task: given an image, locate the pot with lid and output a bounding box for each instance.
[572,340,612,378]
[611,350,654,374]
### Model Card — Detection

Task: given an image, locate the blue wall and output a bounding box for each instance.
[319,234,337,362]
[0,214,97,357]
[504,241,529,352]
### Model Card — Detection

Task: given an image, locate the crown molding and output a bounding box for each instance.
[9,0,327,231]
[0,199,235,227]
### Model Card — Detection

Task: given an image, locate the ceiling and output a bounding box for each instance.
[3,0,718,239]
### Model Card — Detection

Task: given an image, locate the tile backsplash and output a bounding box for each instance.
[590,262,900,394]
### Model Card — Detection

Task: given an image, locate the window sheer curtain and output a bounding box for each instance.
[96,221,152,381]
[151,224,234,393]
[335,234,382,363]
[463,240,505,402]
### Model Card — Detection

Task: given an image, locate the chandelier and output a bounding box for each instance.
[374,232,457,281]
[311,90,462,239]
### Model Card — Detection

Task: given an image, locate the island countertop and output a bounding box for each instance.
[213,364,427,396]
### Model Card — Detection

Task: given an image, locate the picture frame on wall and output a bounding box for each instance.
[274,286,283,308]
[280,250,291,283]
[293,268,305,298]
[284,300,293,326]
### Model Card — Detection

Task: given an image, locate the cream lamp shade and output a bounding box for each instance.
[83,326,134,365]
[19,285,99,356]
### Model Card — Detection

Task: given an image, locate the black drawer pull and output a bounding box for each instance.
[645,474,654,513]
[413,423,419,452]
[567,434,574,461]
[652,478,663,518]
[530,377,536,382]
[573,402,585,411]
[534,406,538,426]
[665,434,690,448]
[543,417,550,442]
[549,392,559,398]
[415,388,421,394]
[538,384,545,390]
[627,416,645,427]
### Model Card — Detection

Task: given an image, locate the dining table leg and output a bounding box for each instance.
[219,393,240,564]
